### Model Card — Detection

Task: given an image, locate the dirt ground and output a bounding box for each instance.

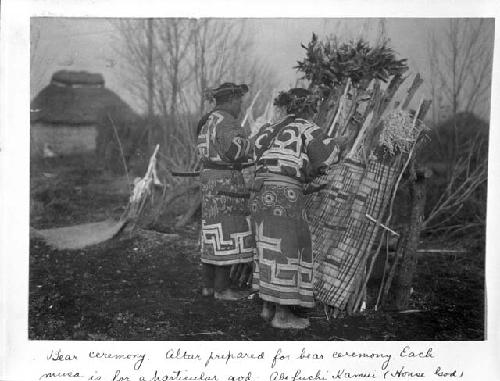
[29,157,485,340]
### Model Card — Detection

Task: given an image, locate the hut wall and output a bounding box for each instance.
[30,122,97,157]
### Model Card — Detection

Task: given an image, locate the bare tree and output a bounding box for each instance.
[191,19,244,117]
[115,18,276,163]
[155,19,197,119]
[146,19,155,149]
[114,19,151,111]
[30,20,58,100]
[423,20,492,235]
[428,19,493,125]
[114,19,196,169]
[114,18,277,228]
[321,18,389,47]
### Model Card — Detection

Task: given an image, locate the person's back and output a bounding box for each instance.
[250,88,344,329]
[197,108,250,168]
[254,116,339,183]
[196,83,255,301]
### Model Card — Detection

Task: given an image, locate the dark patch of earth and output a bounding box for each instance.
[28,157,484,340]
[29,224,484,341]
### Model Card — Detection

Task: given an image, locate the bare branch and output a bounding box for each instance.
[427,19,493,120]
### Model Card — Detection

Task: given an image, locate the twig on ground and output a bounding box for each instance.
[178,330,224,336]
[417,249,467,254]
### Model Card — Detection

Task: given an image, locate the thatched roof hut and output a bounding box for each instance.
[51,70,105,87]
[31,70,136,126]
[30,70,140,163]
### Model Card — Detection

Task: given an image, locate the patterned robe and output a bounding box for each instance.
[197,108,255,266]
[251,116,340,307]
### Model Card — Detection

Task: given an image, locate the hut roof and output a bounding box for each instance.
[51,70,105,86]
[31,71,137,125]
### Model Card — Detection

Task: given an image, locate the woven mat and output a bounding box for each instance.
[306,159,399,310]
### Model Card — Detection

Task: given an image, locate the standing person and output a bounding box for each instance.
[251,88,344,329]
[196,82,255,301]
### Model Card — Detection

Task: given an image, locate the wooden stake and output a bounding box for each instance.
[346,110,373,160]
[401,74,423,110]
[390,163,427,310]
[417,99,433,121]
[381,75,406,112]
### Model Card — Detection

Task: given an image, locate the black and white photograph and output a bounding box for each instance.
[25,16,494,341]
[4,0,500,379]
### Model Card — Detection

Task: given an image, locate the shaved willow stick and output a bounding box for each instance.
[128,144,161,230]
[241,89,261,128]
[328,78,352,136]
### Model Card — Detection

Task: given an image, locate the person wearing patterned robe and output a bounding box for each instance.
[196,82,255,301]
[251,88,344,329]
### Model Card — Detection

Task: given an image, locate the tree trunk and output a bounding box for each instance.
[390,166,427,310]
[147,18,154,150]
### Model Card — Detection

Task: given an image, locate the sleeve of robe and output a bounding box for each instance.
[251,123,275,160]
[302,123,341,180]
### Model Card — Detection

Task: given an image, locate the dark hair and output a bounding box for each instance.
[215,93,238,105]
[205,83,249,104]
[273,88,319,116]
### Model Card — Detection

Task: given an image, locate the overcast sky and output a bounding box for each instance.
[31,18,489,114]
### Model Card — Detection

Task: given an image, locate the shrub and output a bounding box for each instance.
[419,112,488,243]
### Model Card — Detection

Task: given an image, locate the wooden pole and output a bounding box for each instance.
[385,161,427,310]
